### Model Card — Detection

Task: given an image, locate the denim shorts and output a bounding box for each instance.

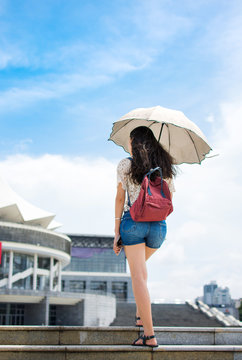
[120,211,167,249]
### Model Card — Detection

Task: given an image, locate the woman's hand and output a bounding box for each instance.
[113,233,122,256]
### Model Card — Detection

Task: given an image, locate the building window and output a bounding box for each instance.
[38,257,50,270]
[10,304,25,325]
[12,253,34,290]
[112,281,127,301]
[90,281,107,294]
[49,305,56,325]
[12,276,33,290]
[37,275,49,290]
[13,253,34,275]
[69,280,86,293]
[0,252,10,281]
[0,303,7,325]
[0,304,24,325]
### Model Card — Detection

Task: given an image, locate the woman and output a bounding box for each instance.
[113,126,176,347]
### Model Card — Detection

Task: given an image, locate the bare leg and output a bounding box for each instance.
[136,246,158,326]
[124,244,157,346]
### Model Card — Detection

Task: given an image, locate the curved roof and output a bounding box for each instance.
[0,176,61,230]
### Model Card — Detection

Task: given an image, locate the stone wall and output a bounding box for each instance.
[83,293,116,326]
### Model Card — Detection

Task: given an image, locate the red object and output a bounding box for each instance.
[129,168,173,222]
[0,242,2,265]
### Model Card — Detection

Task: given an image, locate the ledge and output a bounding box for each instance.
[0,344,242,352]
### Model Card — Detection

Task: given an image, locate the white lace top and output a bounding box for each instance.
[117,158,175,212]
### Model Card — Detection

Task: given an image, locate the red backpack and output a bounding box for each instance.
[127,167,173,222]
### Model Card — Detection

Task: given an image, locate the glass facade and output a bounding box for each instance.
[0,252,10,280]
[37,274,50,291]
[112,281,128,301]
[12,253,34,290]
[38,257,50,270]
[13,253,34,275]
[0,233,133,308]
[69,280,86,293]
[0,251,61,291]
[64,247,126,273]
[61,234,133,301]
[13,276,33,290]
[90,281,107,294]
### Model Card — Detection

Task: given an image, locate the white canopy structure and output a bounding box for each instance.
[0,176,61,230]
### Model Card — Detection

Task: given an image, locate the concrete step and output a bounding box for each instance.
[0,344,242,360]
[0,326,242,346]
[111,303,225,327]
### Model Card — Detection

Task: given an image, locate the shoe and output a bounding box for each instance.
[132,334,158,348]
[135,316,143,327]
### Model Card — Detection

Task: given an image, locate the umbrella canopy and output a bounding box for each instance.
[109,106,212,164]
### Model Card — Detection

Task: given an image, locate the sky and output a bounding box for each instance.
[0,0,242,302]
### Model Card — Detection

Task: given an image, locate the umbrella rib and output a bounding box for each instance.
[158,123,164,142]
[148,121,157,128]
[167,124,171,153]
[109,119,135,138]
[185,129,200,163]
[158,123,170,151]
[110,119,157,139]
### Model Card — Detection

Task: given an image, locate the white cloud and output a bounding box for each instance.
[0,154,117,235]
[0,46,29,70]
[0,50,12,69]
[12,138,33,152]
[198,5,242,98]
[0,73,111,112]
[205,114,215,123]
[131,0,192,43]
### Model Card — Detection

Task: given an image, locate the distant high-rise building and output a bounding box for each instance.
[203,281,232,306]
[203,281,218,305]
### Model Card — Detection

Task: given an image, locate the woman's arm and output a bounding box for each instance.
[113,182,125,255]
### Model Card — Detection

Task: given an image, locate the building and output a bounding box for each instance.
[62,234,134,302]
[203,281,218,305]
[203,281,239,319]
[203,281,232,306]
[0,176,118,326]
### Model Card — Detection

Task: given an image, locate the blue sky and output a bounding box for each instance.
[0,0,240,159]
[1,0,242,301]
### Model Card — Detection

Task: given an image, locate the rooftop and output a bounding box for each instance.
[0,176,60,230]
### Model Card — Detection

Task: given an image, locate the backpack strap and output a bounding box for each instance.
[146,167,166,198]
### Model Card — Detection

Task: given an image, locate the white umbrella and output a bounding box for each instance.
[109,105,212,164]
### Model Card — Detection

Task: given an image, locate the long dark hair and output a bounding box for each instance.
[129,126,176,184]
